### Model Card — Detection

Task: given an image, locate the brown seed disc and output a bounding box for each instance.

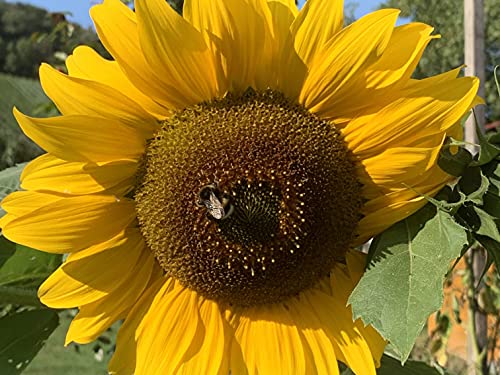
[135,89,362,307]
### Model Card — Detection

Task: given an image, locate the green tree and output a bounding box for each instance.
[380,0,500,122]
[0,0,107,78]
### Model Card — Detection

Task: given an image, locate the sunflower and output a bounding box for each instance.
[0,0,479,373]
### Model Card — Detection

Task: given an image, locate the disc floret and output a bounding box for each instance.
[135,90,363,307]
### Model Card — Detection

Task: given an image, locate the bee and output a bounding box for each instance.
[197,182,233,220]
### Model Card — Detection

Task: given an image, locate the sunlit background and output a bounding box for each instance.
[4,0,384,27]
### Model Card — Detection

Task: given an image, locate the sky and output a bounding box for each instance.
[5,0,385,28]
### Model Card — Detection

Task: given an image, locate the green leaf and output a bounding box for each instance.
[378,355,445,375]
[0,163,60,306]
[481,159,500,217]
[482,160,500,190]
[25,311,119,374]
[0,237,61,306]
[0,163,26,219]
[457,166,490,206]
[487,131,500,147]
[340,355,444,374]
[483,191,500,218]
[472,117,500,166]
[0,309,59,375]
[437,139,473,177]
[403,185,461,216]
[0,241,61,288]
[0,236,16,268]
[349,204,468,362]
[425,186,466,216]
[475,235,500,276]
[457,205,500,242]
[473,207,500,241]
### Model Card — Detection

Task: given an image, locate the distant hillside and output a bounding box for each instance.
[0,0,107,78]
[0,1,109,168]
[0,73,55,169]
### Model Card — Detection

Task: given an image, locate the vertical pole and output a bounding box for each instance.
[464,0,485,134]
[464,1,487,374]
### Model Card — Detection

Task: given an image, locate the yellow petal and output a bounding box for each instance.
[38,229,145,308]
[267,0,297,41]
[404,65,462,90]
[322,23,436,122]
[290,0,344,65]
[39,64,157,135]
[1,191,62,217]
[232,304,306,375]
[0,214,14,229]
[135,280,203,375]
[343,75,480,156]
[398,130,453,149]
[305,288,378,375]
[355,322,387,369]
[90,0,187,110]
[287,295,340,375]
[14,109,146,163]
[346,249,367,285]
[184,0,274,92]
[136,0,223,104]
[329,263,353,304]
[65,250,155,345]
[0,191,62,232]
[365,23,436,89]
[359,143,443,192]
[299,9,399,113]
[66,45,169,119]
[2,195,136,253]
[267,0,306,99]
[21,153,137,196]
[182,0,231,101]
[356,180,445,244]
[176,299,230,375]
[108,276,167,375]
[447,121,464,142]
[268,0,297,17]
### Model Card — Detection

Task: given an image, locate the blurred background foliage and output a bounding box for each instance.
[0,0,107,77]
[380,0,500,124]
[0,0,108,171]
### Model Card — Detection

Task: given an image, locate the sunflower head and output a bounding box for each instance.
[135,89,363,306]
[0,0,480,374]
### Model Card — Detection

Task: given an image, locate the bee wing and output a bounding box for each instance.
[207,192,225,219]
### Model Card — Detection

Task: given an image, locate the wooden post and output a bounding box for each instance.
[464,0,485,134]
[464,0,487,374]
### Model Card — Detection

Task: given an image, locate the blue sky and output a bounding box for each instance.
[5,0,385,28]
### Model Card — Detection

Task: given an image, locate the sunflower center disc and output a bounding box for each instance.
[135,90,363,307]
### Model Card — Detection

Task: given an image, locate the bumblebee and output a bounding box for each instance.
[197,182,233,220]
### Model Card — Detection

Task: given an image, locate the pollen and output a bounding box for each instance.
[135,89,362,307]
